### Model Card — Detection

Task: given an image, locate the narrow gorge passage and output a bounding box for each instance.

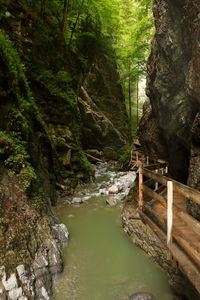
[52,164,173,300]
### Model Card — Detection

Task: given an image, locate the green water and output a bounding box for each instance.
[53,197,173,300]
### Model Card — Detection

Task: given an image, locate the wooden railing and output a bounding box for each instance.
[138,163,200,268]
[129,147,200,292]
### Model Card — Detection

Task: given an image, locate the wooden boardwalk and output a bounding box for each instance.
[132,149,200,294]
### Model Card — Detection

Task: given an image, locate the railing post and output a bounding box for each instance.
[155,169,158,190]
[167,181,173,252]
[165,166,168,174]
[139,167,143,209]
[146,156,149,165]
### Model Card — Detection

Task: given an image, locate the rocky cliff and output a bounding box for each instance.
[0,1,128,298]
[139,0,200,218]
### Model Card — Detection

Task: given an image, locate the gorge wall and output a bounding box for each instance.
[0,1,128,299]
[139,0,200,218]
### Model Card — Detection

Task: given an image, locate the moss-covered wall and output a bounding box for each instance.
[0,0,129,267]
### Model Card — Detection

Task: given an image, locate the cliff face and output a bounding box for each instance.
[0,1,128,298]
[139,0,200,192]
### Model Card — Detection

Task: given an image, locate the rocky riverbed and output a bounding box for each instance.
[0,162,135,300]
[62,162,136,207]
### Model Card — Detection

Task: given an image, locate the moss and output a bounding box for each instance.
[0,131,37,190]
[78,149,94,173]
[118,144,132,166]
[0,29,46,131]
[30,188,46,210]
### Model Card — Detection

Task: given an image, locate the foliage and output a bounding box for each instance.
[78,149,94,173]
[118,143,132,166]
[0,131,36,190]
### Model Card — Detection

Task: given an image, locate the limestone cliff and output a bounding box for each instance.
[139,0,200,218]
[0,1,128,298]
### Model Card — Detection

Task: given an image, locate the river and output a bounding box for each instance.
[52,163,173,300]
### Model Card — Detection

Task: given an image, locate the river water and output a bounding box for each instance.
[53,163,173,300]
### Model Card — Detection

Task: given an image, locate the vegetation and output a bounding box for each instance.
[0,0,153,210]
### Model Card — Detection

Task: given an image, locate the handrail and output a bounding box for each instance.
[142,168,200,206]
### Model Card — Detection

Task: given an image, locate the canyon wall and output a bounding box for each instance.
[0,1,128,298]
[139,0,200,218]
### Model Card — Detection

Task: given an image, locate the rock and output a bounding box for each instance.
[106,197,117,206]
[71,197,83,205]
[52,223,69,244]
[0,282,6,300]
[2,273,18,291]
[8,287,23,300]
[130,292,156,300]
[108,185,119,194]
[82,196,91,201]
[78,87,128,160]
[139,0,200,186]
[40,286,50,300]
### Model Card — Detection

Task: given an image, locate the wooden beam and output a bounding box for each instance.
[140,212,200,293]
[142,184,167,207]
[173,182,200,206]
[167,181,173,249]
[179,212,200,238]
[142,168,168,186]
[142,167,200,206]
[144,205,200,268]
[145,163,167,171]
[139,167,143,209]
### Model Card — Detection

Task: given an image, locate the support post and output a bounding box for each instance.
[139,167,143,209]
[146,156,149,165]
[155,169,158,190]
[167,181,173,251]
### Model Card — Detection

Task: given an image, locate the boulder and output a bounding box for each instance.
[106,197,117,206]
[71,197,83,205]
[130,292,156,300]
[108,185,119,194]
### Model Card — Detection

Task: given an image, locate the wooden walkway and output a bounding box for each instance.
[131,149,200,294]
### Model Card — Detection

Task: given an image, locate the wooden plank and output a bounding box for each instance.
[140,212,200,294]
[142,168,168,186]
[145,163,167,171]
[145,204,200,268]
[173,182,200,206]
[179,212,200,237]
[142,184,167,207]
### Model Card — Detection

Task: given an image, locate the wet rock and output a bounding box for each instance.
[52,224,69,244]
[130,292,156,300]
[106,197,117,206]
[8,287,23,300]
[108,185,119,194]
[2,273,18,291]
[79,87,127,160]
[71,197,83,205]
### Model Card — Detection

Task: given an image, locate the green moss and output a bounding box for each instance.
[0,131,36,190]
[78,149,94,173]
[118,144,131,165]
[0,29,46,131]
[30,188,46,210]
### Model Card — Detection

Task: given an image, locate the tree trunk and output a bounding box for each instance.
[136,75,139,129]
[69,0,85,46]
[61,0,69,34]
[128,77,132,137]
